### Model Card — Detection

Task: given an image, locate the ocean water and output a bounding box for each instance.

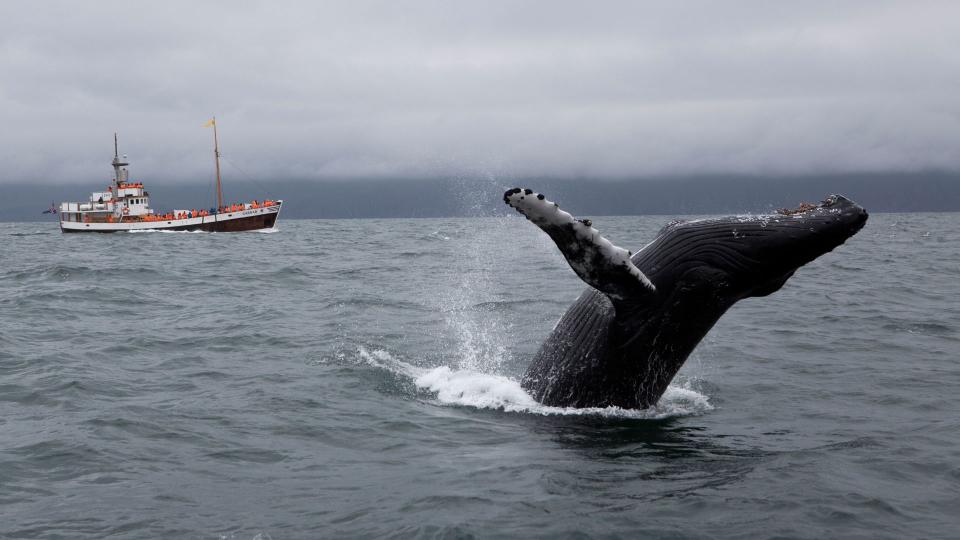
[1,212,958,539]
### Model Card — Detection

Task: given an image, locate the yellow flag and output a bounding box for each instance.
[203,118,216,128]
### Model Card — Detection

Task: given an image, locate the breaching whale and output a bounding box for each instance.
[504,188,868,409]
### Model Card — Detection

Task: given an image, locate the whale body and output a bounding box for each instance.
[504,188,868,409]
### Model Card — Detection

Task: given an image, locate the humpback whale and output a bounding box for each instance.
[504,188,868,409]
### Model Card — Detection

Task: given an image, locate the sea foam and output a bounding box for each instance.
[357,347,712,419]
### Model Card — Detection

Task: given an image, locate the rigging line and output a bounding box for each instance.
[140,148,217,211]
[204,167,214,210]
[220,155,271,196]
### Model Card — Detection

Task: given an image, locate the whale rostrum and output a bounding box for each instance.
[504,188,869,409]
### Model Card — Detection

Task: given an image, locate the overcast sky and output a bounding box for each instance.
[1,1,958,184]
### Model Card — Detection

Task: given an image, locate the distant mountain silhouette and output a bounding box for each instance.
[2,173,958,222]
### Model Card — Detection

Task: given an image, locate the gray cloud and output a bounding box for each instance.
[1,0,958,183]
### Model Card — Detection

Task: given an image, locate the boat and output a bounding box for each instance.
[59,119,282,233]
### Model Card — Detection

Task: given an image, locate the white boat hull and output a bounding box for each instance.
[60,202,282,233]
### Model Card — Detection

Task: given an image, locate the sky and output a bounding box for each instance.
[0,1,958,185]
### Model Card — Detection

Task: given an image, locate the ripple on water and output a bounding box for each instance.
[1,215,958,538]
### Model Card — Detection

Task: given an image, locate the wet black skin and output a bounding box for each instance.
[517,194,869,409]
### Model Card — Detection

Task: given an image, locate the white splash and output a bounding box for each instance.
[434,217,516,374]
[357,347,712,419]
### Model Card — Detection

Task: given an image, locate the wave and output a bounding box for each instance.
[469,299,570,312]
[3,264,163,282]
[357,347,712,419]
[424,230,451,241]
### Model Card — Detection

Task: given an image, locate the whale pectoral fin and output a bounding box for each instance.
[504,188,655,301]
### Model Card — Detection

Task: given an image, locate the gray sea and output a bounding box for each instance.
[1,212,958,539]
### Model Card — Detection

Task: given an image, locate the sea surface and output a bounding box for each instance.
[1,212,958,539]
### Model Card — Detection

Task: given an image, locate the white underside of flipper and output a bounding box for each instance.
[504,188,655,297]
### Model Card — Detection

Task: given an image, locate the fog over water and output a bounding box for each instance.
[4,174,960,222]
[1,1,959,185]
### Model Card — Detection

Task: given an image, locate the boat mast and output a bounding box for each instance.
[212,116,223,210]
[111,133,129,189]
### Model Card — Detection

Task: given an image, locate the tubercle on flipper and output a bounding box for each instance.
[503,188,656,292]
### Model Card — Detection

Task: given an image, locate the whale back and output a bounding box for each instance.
[522,226,742,409]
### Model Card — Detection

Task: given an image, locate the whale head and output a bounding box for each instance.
[648,194,869,300]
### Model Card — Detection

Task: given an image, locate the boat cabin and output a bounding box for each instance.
[59,136,155,224]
